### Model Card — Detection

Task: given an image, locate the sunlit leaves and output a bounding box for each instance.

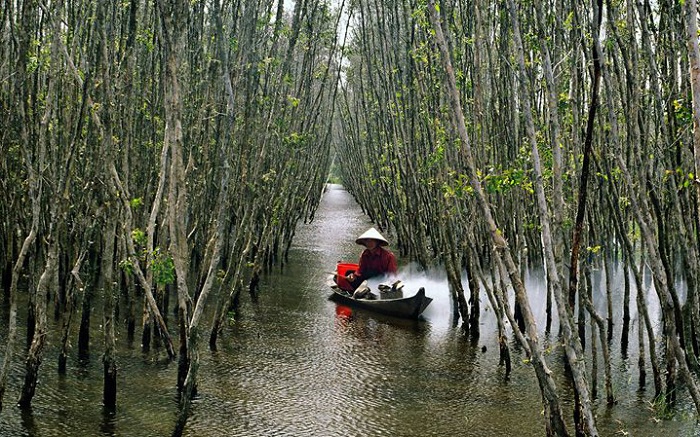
[131,228,146,246]
[262,169,277,183]
[586,245,602,254]
[287,95,301,107]
[482,166,534,195]
[118,258,134,275]
[672,99,692,126]
[136,28,156,52]
[663,168,696,190]
[441,171,472,200]
[283,132,307,149]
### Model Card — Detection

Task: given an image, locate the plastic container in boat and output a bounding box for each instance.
[335,262,358,291]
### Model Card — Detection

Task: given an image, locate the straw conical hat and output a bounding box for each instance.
[355,227,389,246]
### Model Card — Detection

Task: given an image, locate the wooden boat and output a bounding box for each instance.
[329,286,432,320]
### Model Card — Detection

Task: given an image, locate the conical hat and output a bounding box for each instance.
[355,227,389,246]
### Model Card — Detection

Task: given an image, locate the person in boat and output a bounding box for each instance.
[345,227,398,291]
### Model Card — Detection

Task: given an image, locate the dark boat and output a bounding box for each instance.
[329,286,432,320]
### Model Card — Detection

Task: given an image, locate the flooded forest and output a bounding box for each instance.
[1,0,700,436]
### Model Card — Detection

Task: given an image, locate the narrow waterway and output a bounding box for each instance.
[0,184,697,436]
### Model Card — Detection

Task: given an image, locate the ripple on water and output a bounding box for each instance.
[1,185,698,437]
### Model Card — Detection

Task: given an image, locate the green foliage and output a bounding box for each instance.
[130,197,143,209]
[26,38,51,75]
[562,11,575,31]
[427,143,445,168]
[586,245,602,254]
[410,41,431,65]
[326,173,342,184]
[150,248,175,286]
[523,31,540,52]
[650,389,684,420]
[663,168,695,190]
[284,131,305,147]
[672,98,692,126]
[227,310,236,326]
[216,269,226,281]
[441,171,472,200]
[131,228,146,246]
[229,37,239,52]
[119,258,134,275]
[482,166,534,195]
[136,28,156,52]
[425,116,448,169]
[410,2,430,30]
[557,91,571,111]
[523,220,541,232]
[262,169,277,183]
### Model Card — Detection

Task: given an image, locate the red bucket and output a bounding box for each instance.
[336,262,358,291]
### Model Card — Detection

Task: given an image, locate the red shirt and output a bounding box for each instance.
[357,246,397,279]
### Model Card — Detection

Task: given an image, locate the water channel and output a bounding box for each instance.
[0,184,698,436]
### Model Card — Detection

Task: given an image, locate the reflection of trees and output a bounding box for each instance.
[337,0,700,433]
[0,0,344,431]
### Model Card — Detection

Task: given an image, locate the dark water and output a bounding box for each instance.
[0,184,698,436]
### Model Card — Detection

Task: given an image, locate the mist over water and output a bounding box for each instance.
[0,184,695,436]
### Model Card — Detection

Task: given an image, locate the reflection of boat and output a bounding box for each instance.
[329,287,432,320]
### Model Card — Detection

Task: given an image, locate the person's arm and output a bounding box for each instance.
[386,250,397,274]
[349,250,369,280]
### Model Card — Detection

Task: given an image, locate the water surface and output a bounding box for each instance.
[0,184,697,436]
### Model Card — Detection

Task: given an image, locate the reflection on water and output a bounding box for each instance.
[0,184,697,436]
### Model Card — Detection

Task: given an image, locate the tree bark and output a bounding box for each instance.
[18,238,57,408]
[508,0,601,432]
[427,2,570,434]
[101,215,118,409]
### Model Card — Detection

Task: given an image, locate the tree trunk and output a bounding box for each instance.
[101,216,118,409]
[18,239,57,408]
[0,212,39,411]
[56,11,177,360]
[58,247,86,374]
[614,125,700,415]
[465,250,480,338]
[508,0,600,432]
[683,0,700,374]
[427,3,570,434]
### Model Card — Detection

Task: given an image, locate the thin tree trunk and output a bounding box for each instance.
[605,257,614,342]
[620,252,631,357]
[614,128,700,415]
[97,1,118,405]
[603,164,664,396]
[465,250,480,338]
[16,0,64,408]
[18,237,57,408]
[566,1,604,433]
[57,18,177,360]
[508,0,599,432]
[471,242,511,377]
[683,0,700,375]
[101,216,118,409]
[582,263,614,404]
[0,62,42,409]
[427,3,570,434]
[154,0,195,433]
[0,201,40,411]
[58,246,86,374]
